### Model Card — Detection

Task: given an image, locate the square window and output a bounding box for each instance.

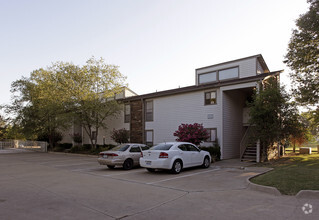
[205,91,217,105]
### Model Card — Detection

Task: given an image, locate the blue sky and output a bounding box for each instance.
[0,0,309,109]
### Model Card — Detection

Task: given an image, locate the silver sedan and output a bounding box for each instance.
[98,143,149,170]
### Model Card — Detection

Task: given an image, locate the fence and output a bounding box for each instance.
[0,140,48,152]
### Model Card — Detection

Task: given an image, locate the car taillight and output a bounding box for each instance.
[106,153,118,157]
[140,152,143,157]
[159,152,168,158]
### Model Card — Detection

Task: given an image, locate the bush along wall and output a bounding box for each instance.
[199,145,221,162]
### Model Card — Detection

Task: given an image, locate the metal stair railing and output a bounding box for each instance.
[240,126,256,160]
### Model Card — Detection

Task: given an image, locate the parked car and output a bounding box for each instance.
[140,142,211,174]
[98,143,149,170]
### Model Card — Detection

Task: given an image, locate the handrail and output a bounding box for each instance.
[240,126,256,159]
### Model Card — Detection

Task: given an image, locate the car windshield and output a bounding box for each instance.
[112,144,130,152]
[150,143,173,151]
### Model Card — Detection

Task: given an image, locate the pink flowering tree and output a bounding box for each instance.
[173,123,209,145]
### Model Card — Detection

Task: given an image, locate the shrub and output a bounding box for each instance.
[173,123,209,145]
[199,146,221,162]
[70,133,82,144]
[37,130,63,148]
[68,144,116,155]
[111,128,129,144]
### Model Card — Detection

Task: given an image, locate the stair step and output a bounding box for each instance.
[246,146,256,149]
[241,158,256,162]
[244,153,256,157]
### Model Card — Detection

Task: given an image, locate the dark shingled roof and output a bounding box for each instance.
[124,70,283,101]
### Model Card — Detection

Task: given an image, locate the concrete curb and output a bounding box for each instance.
[247,168,319,198]
[246,168,282,196]
[296,190,319,199]
[48,151,98,158]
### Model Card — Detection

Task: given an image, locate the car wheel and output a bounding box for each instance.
[171,160,182,174]
[147,168,155,172]
[107,165,115,169]
[123,159,133,170]
[202,156,210,168]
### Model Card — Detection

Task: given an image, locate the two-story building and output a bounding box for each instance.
[62,54,282,161]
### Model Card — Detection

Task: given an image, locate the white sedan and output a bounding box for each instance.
[140,142,211,174]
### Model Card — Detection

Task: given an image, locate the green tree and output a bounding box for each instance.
[284,0,319,123]
[54,57,126,149]
[4,57,126,149]
[0,115,7,140]
[4,75,69,148]
[248,77,306,161]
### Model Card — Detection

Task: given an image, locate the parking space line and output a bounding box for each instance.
[53,162,96,167]
[71,168,101,172]
[101,169,145,177]
[146,167,221,185]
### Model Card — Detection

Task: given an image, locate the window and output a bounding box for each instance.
[141,145,150,151]
[91,131,97,141]
[145,130,153,146]
[145,100,153,121]
[178,145,187,151]
[206,128,217,142]
[198,71,217,84]
[124,104,130,123]
[205,91,217,105]
[198,67,239,84]
[151,143,173,151]
[129,145,141,152]
[186,144,200,152]
[219,67,239,80]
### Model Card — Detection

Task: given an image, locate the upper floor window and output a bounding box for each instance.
[198,71,217,84]
[205,91,217,105]
[219,67,239,80]
[198,66,239,84]
[145,100,153,121]
[124,104,130,123]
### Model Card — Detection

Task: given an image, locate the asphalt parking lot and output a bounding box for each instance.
[0,150,318,220]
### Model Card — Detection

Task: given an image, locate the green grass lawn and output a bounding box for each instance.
[285,143,318,152]
[250,153,319,195]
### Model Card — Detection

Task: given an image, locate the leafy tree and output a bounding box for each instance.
[0,115,7,140]
[4,74,70,148]
[4,57,126,149]
[173,123,209,145]
[37,130,63,147]
[248,77,306,161]
[284,0,319,123]
[56,57,126,149]
[111,128,129,144]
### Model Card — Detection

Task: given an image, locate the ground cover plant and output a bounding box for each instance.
[251,153,319,195]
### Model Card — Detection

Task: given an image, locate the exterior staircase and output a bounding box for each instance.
[240,126,258,162]
[241,144,257,162]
